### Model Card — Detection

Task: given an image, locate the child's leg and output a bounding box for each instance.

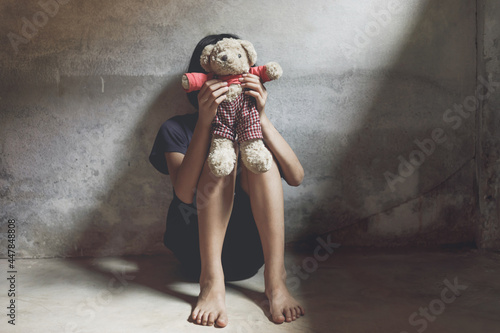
[241,158,305,323]
[197,157,237,275]
[191,157,237,327]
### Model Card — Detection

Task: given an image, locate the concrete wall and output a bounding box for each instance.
[0,0,496,258]
[477,0,500,250]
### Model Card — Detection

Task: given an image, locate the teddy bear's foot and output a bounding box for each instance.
[240,139,272,174]
[208,136,237,177]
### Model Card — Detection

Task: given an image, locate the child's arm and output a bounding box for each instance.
[260,116,304,186]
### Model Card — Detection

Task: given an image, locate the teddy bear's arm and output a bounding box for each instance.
[264,62,283,81]
[182,73,210,93]
[249,63,282,83]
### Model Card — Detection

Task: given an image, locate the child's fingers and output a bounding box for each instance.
[242,73,259,80]
[244,89,259,97]
[200,80,227,94]
[199,80,228,103]
[244,89,266,111]
[239,73,261,84]
[244,89,262,102]
[240,74,266,95]
[240,81,263,92]
[212,94,227,108]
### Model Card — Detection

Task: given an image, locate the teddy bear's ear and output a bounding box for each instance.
[239,40,257,66]
[200,44,215,72]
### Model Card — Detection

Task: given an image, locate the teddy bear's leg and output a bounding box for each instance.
[236,95,272,174]
[240,139,273,174]
[208,135,237,177]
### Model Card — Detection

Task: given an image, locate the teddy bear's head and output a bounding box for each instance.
[200,38,257,76]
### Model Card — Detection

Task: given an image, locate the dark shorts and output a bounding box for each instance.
[163,174,264,281]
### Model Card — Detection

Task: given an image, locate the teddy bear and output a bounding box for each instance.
[182,38,283,177]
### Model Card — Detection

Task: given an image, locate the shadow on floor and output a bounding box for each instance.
[67,252,290,328]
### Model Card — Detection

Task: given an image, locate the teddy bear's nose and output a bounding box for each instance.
[221,55,228,62]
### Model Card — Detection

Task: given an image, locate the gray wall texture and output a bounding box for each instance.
[477,0,500,249]
[1,0,499,258]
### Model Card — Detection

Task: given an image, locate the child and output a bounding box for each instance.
[149,34,305,327]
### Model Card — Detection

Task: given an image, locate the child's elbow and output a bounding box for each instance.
[288,178,303,187]
[179,196,194,205]
[287,170,304,187]
[175,188,194,205]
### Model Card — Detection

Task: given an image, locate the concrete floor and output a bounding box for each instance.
[1,247,500,333]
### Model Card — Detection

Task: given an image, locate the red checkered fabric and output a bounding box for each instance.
[212,93,264,142]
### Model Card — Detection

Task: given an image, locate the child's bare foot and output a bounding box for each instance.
[265,273,305,324]
[191,273,228,327]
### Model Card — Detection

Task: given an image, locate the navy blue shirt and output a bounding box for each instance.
[149,112,199,175]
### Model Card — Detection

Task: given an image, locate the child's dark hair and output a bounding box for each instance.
[186,33,241,109]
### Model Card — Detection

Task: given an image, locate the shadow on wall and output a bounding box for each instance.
[63,74,185,258]
[291,0,478,250]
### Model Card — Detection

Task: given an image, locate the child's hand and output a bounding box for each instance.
[240,74,268,116]
[197,79,229,127]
